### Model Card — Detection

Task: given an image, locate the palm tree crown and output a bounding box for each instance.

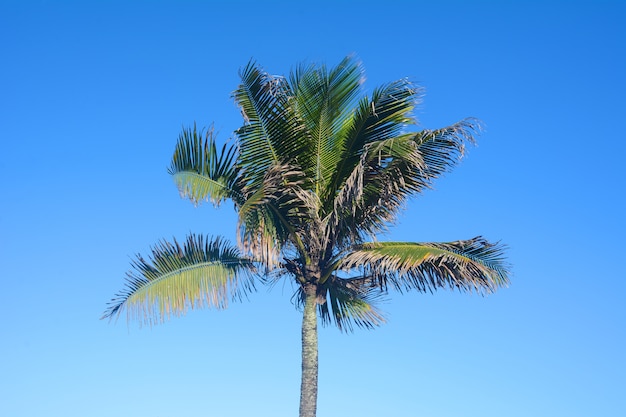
[103,56,509,417]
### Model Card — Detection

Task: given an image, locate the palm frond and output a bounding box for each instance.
[339,237,510,294]
[294,276,386,332]
[324,119,482,248]
[102,235,256,324]
[233,60,308,189]
[288,56,364,194]
[346,135,426,234]
[169,124,241,206]
[323,133,425,249]
[324,78,421,205]
[412,118,482,182]
[237,163,320,268]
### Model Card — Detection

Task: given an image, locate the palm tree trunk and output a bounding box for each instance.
[299,283,318,417]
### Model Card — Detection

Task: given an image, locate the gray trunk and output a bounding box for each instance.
[299,283,318,417]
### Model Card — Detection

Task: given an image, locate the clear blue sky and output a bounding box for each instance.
[1,1,624,416]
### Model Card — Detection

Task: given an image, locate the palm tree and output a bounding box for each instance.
[102,56,509,417]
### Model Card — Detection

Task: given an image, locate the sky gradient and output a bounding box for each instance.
[1,1,625,416]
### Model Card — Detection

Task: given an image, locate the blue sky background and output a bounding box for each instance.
[1,1,624,416]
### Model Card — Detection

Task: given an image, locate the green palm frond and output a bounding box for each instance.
[325,118,481,248]
[412,118,482,182]
[169,124,241,206]
[288,56,364,194]
[233,60,308,189]
[102,235,256,324]
[343,119,481,235]
[322,134,425,250]
[324,78,421,205]
[294,276,386,332]
[320,276,386,332]
[237,163,320,267]
[346,135,426,234]
[339,237,509,294]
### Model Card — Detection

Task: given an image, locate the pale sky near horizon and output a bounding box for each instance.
[1,1,625,416]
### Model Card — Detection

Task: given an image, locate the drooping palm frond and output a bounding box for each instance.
[324,133,426,248]
[102,235,256,324]
[324,78,422,206]
[314,79,423,251]
[324,118,482,249]
[294,275,386,332]
[412,118,482,182]
[338,237,509,294]
[320,276,386,332]
[236,163,323,268]
[169,124,241,207]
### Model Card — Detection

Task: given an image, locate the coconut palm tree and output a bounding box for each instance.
[102,56,509,417]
